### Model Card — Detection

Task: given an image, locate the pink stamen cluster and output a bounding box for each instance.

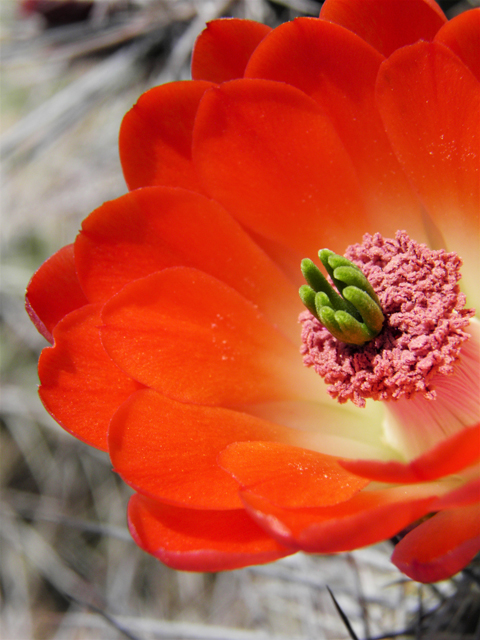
[300,231,474,408]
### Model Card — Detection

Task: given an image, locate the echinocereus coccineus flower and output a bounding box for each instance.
[26,0,480,583]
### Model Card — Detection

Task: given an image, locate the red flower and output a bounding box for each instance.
[27,0,480,582]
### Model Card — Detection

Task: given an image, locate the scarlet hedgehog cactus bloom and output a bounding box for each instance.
[26,0,480,583]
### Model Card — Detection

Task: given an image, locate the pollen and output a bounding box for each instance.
[300,231,475,408]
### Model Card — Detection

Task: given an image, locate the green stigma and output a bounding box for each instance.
[299,249,384,346]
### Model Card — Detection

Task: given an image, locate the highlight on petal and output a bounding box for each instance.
[320,0,446,57]
[242,485,437,553]
[219,441,369,509]
[193,78,367,268]
[109,389,299,510]
[245,17,428,244]
[39,304,142,451]
[26,244,88,343]
[376,41,480,308]
[101,267,319,407]
[392,504,480,583]
[239,398,389,461]
[75,187,300,340]
[119,80,213,191]
[381,321,480,460]
[128,494,293,572]
[435,8,480,82]
[340,423,480,484]
[192,18,271,83]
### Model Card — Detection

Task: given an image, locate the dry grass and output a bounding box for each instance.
[1,0,480,638]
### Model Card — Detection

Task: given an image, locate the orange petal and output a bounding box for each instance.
[109,389,298,510]
[119,80,213,191]
[242,486,436,552]
[245,18,427,244]
[26,244,88,343]
[433,476,480,510]
[39,304,142,451]
[435,8,480,82]
[340,423,480,484]
[191,18,271,83]
[391,504,480,582]
[376,41,480,308]
[75,187,300,340]
[101,268,314,406]
[320,0,446,57]
[219,441,369,509]
[128,494,292,572]
[193,79,366,266]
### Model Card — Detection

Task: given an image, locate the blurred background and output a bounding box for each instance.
[1,0,480,638]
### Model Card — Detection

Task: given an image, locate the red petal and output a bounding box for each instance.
[119,81,213,191]
[128,494,292,572]
[219,441,369,509]
[26,244,88,343]
[435,9,480,82]
[109,389,298,510]
[340,423,480,484]
[433,477,480,510]
[75,187,299,340]
[39,304,142,451]
[191,18,271,83]
[392,504,480,582]
[101,268,312,406]
[242,486,436,553]
[245,18,428,245]
[376,42,480,307]
[320,0,446,57]
[193,79,366,268]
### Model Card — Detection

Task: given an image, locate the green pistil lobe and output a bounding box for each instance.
[299,250,384,346]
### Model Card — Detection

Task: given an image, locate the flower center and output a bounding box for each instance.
[299,249,384,345]
[299,231,475,409]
